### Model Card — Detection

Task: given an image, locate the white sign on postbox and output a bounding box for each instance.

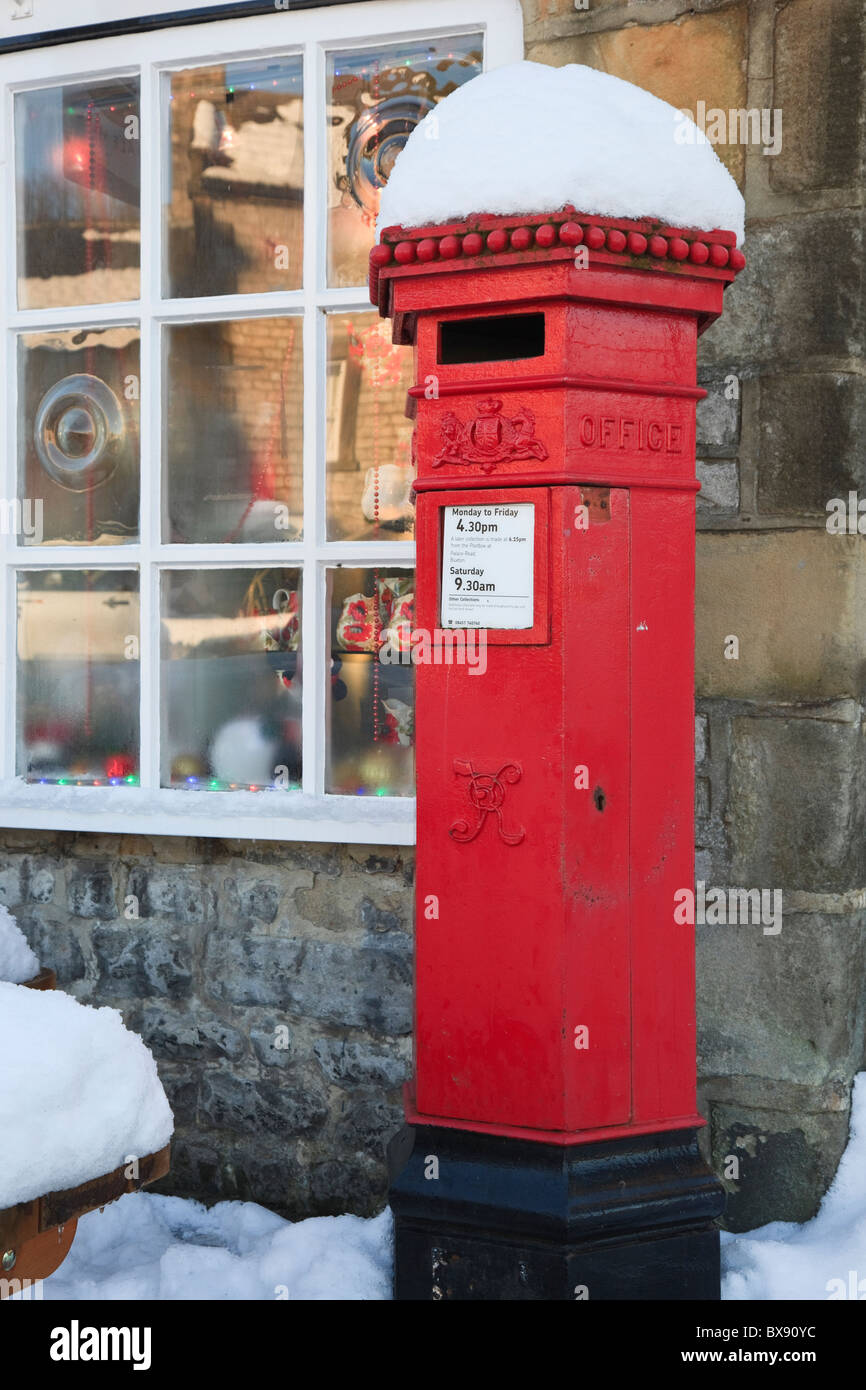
[441,503,535,629]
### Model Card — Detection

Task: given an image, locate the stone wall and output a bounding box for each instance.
[2,830,413,1219]
[524,0,866,1229]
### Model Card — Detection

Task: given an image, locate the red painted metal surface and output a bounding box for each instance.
[373,211,742,1142]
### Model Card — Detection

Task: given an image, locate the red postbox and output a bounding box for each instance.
[371,209,745,1301]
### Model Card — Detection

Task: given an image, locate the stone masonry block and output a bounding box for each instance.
[220,875,281,926]
[133,1004,246,1063]
[696,531,865,701]
[695,713,709,765]
[92,925,194,999]
[334,1090,405,1156]
[697,460,739,516]
[68,862,117,919]
[771,0,864,194]
[699,211,864,373]
[127,866,214,924]
[709,1098,851,1231]
[279,937,413,1036]
[313,1037,411,1090]
[727,717,866,891]
[697,376,741,455]
[294,874,410,934]
[205,931,413,1035]
[697,912,866,1086]
[757,372,866,517]
[199,1067,328,1137]
[204,934,304,1007]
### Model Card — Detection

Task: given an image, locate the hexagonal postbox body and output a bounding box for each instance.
[372,211,743,1147]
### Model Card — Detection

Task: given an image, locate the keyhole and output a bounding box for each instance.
[594,787,605,812]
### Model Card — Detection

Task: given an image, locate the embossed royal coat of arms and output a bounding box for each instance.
[433,397,549,474]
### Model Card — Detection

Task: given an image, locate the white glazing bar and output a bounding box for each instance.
[5,550,144,568]
[2,565,15,783]
[322,542,416,565]
[316,286,381,311]
[152,543,306,564]
[1,75,16,783]
[300,34,322,799]
[3,78,17,321]
[139,56,159,792]
[8,300,143,331]
[153,292,305,321]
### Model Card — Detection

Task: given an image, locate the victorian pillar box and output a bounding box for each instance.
[370,209,745,1300]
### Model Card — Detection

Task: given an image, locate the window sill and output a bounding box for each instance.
[0,780,416,845]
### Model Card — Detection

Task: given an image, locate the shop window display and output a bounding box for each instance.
[0,6,518,829]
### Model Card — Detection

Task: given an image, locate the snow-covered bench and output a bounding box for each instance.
[0,916,173,1291]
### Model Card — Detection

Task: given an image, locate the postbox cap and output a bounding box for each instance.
[378,61,744,245]
[369,62,746,315]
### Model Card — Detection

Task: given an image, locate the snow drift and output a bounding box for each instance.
[0,983,173,1208]
[0,904,39,984]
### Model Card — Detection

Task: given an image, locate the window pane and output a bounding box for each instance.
[325,311,414,541]
[16,80,140,310]
[164,317,302,543]
[326,35,482,288]
[19,326,140,546]
[327,567,414,797]
[161,568,301,790]
[165,57,303,297]
[17,570,139,785]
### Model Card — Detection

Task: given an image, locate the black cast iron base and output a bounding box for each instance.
[388,1122,725,1301]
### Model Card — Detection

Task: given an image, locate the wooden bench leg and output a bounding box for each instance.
[2,1217,77,1292]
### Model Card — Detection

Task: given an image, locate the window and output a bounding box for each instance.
[0,0,523,841]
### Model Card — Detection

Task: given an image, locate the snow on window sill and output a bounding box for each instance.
[0,779,416,845]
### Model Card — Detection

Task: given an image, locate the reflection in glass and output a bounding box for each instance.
[327,568,414,796]
[327,36,481,288]
[16,80,140,309]
[164,317,302,543]
[19,327,140,546]
[165,58,303,297]
[161,568,302,790]
[326,312,414,541]
[17,570,139,784]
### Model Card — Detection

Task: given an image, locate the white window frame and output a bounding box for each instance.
[0,0,523,842]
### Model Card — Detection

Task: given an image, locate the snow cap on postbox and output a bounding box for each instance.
[378,61,745,246]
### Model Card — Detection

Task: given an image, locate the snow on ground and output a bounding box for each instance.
[40,1195,392,1301]
[27,1072,865,1300]
[0,983,173,1208]
[379,61,745,244]
[0,904,39,983]
[722,1071,866,1300]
